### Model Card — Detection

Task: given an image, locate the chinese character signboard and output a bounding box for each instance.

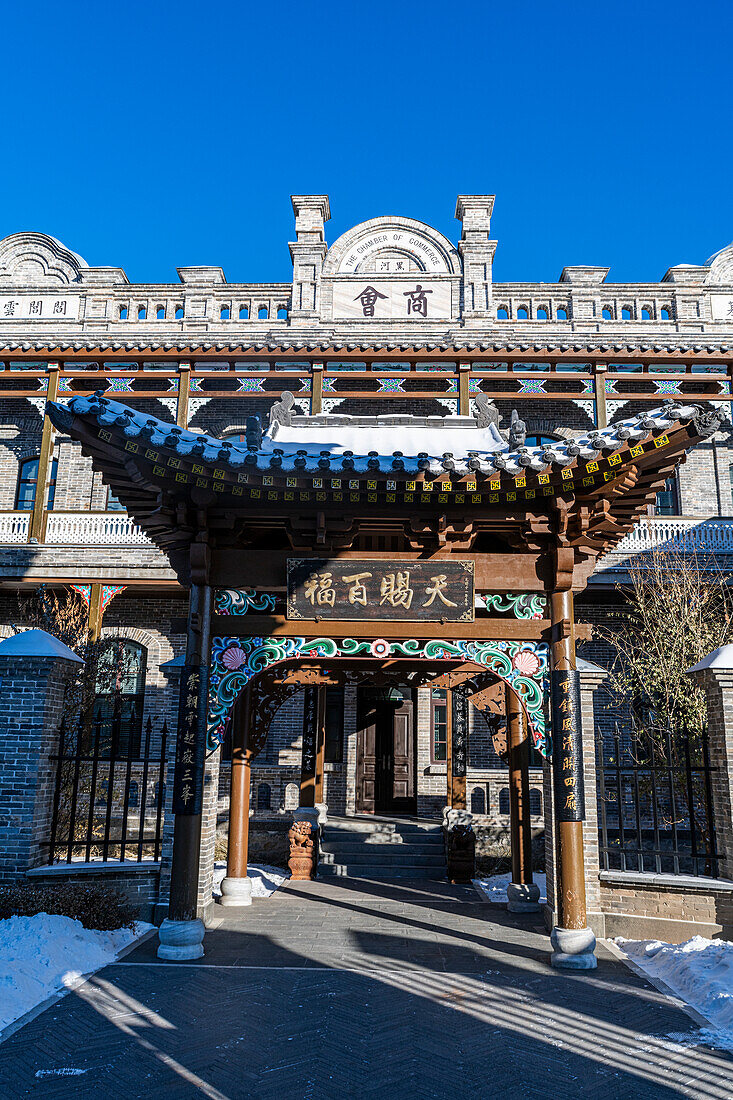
[172,664,209,815]
[286,559,475,622]
[0,296,80,321]
[451,689,469,778]
[711,295,733,321]
[551,669,585,822]
[331,279,452,320]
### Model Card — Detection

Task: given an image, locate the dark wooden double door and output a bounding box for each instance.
[356,686,416,815]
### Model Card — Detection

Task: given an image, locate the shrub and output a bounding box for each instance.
[0,883,136,931]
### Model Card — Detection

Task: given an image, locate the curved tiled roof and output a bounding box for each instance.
[48,391,714,481]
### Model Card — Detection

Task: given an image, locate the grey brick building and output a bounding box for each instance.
[1,195,732,940]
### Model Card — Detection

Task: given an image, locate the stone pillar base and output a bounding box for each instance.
[507,881,541,913]
[217,876,253,907]
[550,925,597,970]
[157,918,205,960]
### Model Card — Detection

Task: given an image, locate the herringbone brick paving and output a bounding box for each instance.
[1,879,731,1099]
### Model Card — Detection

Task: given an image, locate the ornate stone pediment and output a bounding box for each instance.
[0,232,89,285]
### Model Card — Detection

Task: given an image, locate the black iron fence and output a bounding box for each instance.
[597,725,720,878]
[46,713,168,864]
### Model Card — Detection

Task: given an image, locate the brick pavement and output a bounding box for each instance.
[0,879,731,1099]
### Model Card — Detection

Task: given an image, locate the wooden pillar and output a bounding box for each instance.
[310,362,324,415]
[219,688,253,906]
[593,361,608,429]
[549,585,597,967]
[158,543,211,960]
[448,687,468,809]
[177,362,191,428]
[29,364,59,543]
[458,362,471,417]
[87,583,103,642]
[314,685,327,805]
[300,686,319,807]
[506,683,533,885]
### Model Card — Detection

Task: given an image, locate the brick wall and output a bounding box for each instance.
[26,864,162,923]
[599,876,733,940]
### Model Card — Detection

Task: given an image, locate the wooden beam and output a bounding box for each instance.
[29,365,59,543]
[177,362,191,428]
[458,363,471,416]
[311,362,323,414]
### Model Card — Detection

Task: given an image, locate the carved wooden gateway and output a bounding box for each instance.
[48,375,720,967]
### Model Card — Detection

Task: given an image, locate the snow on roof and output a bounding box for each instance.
[50,392,704,480]
[0,629,83,663]
[266,415,507,458]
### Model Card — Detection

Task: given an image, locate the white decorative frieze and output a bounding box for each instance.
[0,295,80,321]
[710,294,733,321]
[338,229,451,274]
[332,279,453,321]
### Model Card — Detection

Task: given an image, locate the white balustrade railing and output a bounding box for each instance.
[44,512,154,546]
[0,512,30,543]
[600,516,733,566]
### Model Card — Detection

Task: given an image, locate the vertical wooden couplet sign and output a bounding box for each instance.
[450,687,469,808]
[300,686,319,807]
[551,669,585,822]
[172,664,209,815]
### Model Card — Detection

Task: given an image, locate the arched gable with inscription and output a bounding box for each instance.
[322,217,461,323]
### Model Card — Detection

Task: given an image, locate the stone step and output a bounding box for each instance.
[320,839,444,853]
[318,863,446,880]
[323,819,442,835]
[319,850,446,867]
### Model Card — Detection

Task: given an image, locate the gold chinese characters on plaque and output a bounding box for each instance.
[286,559,475,622]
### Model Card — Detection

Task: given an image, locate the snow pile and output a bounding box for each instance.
[212,861,289,899]
[618,936,733,1040]
[473,871,547,904]
[0,913,152,1032]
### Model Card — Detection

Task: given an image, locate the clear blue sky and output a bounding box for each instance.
[2,0,731,285]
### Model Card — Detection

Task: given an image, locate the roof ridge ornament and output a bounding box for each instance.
[473,393,501,430]
[269,391,295,428]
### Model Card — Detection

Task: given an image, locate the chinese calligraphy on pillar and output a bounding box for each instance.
[451,689,469,778]
[551,669,585,822]
[287,559,474,622]
[172,665,209,815]
[301,686,319,781]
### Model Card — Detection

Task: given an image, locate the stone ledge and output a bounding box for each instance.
[27,860,161,877]
[599,869,733,893]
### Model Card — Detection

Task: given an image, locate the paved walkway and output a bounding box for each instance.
[1,879,731,1099]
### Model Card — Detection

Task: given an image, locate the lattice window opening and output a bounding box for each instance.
[597,723,720,879]
[47,715,168,864]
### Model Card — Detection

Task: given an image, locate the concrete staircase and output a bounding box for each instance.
[318,817,446,880]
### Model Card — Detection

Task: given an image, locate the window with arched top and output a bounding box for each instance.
[499,787,510,815]
[602,307,613,320]
[138,305,147,320]
[661,307,671,320]
[128,780,140,808]
[525,434,558,448]
[641,307,652,320]
[156,306,165,319]
[16,455,58,511]
[119,305,128,320]
[239,305,249,319]
[175,305,184,319]
[529,789,542,816]
[277,306,288,320]
[106,485,125,512]
[93,639,146,756]
[556,307,568,320]
[257,783,271,811]
[517,306,529,319]
[470,787,486,814]
[258,306,269,320]
[220,305,230,320]
[621,307,632,320]
[497,306,509,320]
[536,307,548,320]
